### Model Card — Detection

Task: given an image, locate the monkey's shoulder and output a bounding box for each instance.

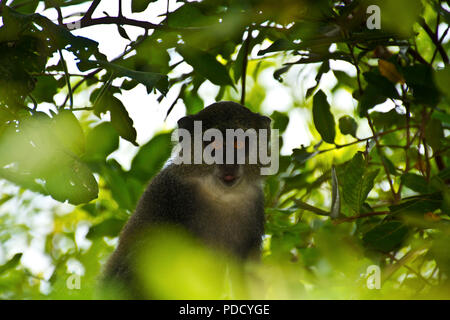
[134,166,197,223]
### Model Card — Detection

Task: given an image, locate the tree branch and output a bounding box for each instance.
[240,31,252,105]
[419,18,449,64]
[83,0,101,21]
[367,114,397,200]
[334,211,390,224]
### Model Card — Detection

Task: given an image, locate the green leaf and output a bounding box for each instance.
[0,113,98,204]
[363,71,400,99]
[381,155,399,176]
[330,166,341,218]
[400,173,429,194]
[117,25,130,40]
[371,109,405,129]
[89,60,168,95]
[292,146,317,165]
[312,90,336,144]
[86,218,126,239]
[338,115,358,138]
[341,152,379,214]
[273,65,292,83]
[52,110,85,156]
[305,61,330,99]
[31,76,58,103]
[109,97,138,146]
[434,65,450,96]
[293,199,330,216]
[10,0,39,14]
[271,111,289,133]
[178,45,234,88]
[332,70,358,91]
[258,39,297,55]
[0,253,22,274]
[389,193,442,215]
[425,118,444,152]
[358,85,387,116]
[432,111,450,125]
[45,159,98,205]
[101,159,135,210]
[84,122,119,163]
[167,4,215,28]
[183,90,204,115]
[402,64,441,107]
[233,42,247,83]
[131,0,156,13]
[363,221,409,252]
[130,132,173,182]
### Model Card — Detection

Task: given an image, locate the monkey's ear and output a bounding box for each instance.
[177,115,194,132]
[259,115,271,129]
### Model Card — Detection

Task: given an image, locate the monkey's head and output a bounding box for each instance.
[175,101,271,189]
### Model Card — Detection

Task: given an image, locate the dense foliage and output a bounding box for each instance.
[0,0,449,299]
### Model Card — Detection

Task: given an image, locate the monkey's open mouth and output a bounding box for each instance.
[221,174,240,186]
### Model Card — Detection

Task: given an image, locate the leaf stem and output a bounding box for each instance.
[58,49,73,109]
[240,30,252,105]
[367,114,397,200]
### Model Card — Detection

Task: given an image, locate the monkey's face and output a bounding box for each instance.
[206,136,250,188]
[175,101,272,188]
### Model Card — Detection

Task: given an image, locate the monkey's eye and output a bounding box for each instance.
[234,140,245,149]
[211,140,223,150]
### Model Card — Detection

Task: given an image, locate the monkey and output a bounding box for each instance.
[101,101,272,298]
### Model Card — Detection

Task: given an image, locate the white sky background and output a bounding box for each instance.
[0,0,412,279]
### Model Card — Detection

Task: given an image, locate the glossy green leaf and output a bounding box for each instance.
[130,132,173,181]
[84,122,120,163]
[338,115,358,138]
[0,253,22,274]
[363,221,409,252]
[109,97,138,146]
[90,60,168,95]
[312,90,335,144]
[45,159,98,204]
[131,0,156,13]
[86,218,126,239]
[401,173,429,194]
[178,45,234,88]
[425,118,444,152]
[52,110,85,156]
[434,65,450,96]
[341,152,379,214]
[330,166,341,218]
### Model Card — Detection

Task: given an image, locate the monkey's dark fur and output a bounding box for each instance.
[102,101,271,298]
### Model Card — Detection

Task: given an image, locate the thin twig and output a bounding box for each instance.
[419,18,449,64]
[386,252,433,287]
[316,125,419,155]
[118,0,123,18]
[58,49,73,109]
[334,211,390,224]
[240,30,252,105]
[28,94,37,111]
[59,33,148,108]
[367,114,397,200]
[83,0,101,21]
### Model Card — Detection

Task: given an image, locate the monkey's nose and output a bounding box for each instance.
[222,174,238,186]
[223,174,236,183]
[219,165,241,186]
